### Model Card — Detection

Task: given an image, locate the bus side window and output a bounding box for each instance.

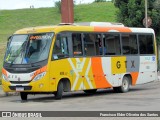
[52,34,69,60]
[72,33,83,56]
[95,34,101,55]
[98,34,103,55]
[146,35,154,54]
[61,37,69,55]
[122,34,138,55]
[104,34,121,55]
[130,35,138,54]
[139,34,154,54]
[83,33,96,56]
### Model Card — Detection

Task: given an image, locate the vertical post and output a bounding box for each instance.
[145,0,148,28]
[61,0,74,23]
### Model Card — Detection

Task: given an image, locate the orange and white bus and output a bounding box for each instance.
[2,22,157,100]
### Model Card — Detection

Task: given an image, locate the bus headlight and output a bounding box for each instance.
[2,74,9,82]
[33,72,46,81]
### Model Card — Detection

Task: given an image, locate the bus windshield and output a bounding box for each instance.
[5,33,54,64]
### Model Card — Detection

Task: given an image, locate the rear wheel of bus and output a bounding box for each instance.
[54,81,63,100]
[20,92,28,101]
[113,76,130,93]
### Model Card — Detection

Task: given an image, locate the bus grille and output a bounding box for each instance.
[10,81,31,84]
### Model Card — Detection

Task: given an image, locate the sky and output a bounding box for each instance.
[0,0,103,10]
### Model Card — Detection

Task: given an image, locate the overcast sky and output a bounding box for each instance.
[0,0,101,10]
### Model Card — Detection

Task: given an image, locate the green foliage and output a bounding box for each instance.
[114,0,160,40]
[94,0,106,2]
[55,1,61,13]
[153,0,160,9]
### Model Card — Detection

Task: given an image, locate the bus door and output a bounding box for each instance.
[50,32,72,91]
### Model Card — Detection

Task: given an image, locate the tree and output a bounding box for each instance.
[153,0,160,9]
[55,1,61,13]
[114,0,160,42]
[94,0,106,2]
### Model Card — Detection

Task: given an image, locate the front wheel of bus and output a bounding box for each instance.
[20,92,28,101]
[54,81,63,100]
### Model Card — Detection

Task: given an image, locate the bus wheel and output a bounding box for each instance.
[20,92,28,101]
[83,89,97,94]
[120,76,130,93]
[113,76,130,93]
[55,81,63,100]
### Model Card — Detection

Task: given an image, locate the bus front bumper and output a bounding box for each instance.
[2,79,55,92]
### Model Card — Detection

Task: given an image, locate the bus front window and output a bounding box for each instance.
[5,33,54,64]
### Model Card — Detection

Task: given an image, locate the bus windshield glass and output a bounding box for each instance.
[5,33,54,64]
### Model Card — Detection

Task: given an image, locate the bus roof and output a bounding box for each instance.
[14,24,155,35]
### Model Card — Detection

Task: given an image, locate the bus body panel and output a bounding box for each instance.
[2,66,52,92]
[136,56,157,84]
[2,56,157,92]
[1,25,158,95]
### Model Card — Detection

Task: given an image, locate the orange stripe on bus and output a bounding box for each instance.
[31,65,47,80]
[131,72,139,85]
[2,68,7,77]
[91,57,112,88]
[94,27,132,32]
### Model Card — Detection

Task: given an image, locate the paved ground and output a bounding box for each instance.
[0,76,160,119]
[0,80,160,110]
[0,87,19,97]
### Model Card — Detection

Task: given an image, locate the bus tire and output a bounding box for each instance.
[55,81,63,100]
[113,76,130,93]
[119,76,130,93]
[83,89,97,94]
[20,92,28,101]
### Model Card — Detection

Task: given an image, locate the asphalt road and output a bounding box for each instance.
[0,80,160,119]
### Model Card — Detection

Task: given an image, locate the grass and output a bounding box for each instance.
[74,2,117,22]
[0,2,117,83]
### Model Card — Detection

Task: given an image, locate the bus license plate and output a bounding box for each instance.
[16,87,24,91]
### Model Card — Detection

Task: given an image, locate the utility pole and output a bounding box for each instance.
[145,0,148,28]
[61,0,74,23]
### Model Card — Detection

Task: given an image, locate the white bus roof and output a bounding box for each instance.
[74,22,125,27]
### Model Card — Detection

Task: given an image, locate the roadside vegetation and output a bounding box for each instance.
[114,0,160,42]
